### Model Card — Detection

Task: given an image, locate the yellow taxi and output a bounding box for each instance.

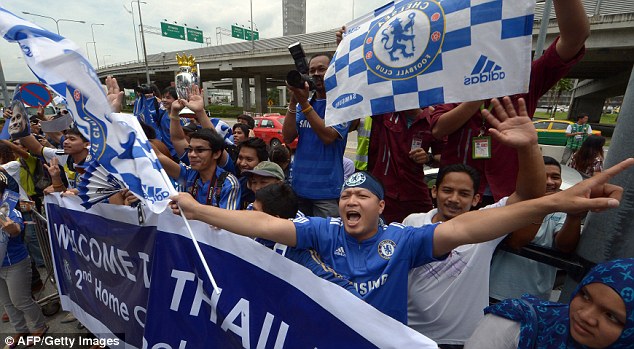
[533,119,601,146]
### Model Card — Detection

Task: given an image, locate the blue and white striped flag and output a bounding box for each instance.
[0,7,175,212]
[325,0,535,126]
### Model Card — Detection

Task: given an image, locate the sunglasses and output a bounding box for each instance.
[185,147,213,154]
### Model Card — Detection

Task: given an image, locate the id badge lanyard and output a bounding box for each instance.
[472,113,491,159]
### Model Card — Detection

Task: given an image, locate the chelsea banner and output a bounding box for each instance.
[325,0,535,126]
[46,195,436,348]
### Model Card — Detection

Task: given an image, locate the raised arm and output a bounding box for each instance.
[170,192,297,246]
[431,101,483,139]
[288,83,340,145]
[554,0,590,62]
[168,98,188,156]
[106,76,124,113]
[152,142,182,179]
[283,93,299,144]
[433,158,633,257]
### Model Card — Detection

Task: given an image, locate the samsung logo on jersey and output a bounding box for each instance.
[464,55,506,86]
[332,93,363,109]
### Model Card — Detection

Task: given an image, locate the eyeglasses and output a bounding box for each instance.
[185,147,213,154]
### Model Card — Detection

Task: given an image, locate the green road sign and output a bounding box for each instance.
[244,28,259,40]
[231,25,244,39]
[187,28,203,43]
[161,22,185,40]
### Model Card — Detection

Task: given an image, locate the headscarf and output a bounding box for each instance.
[485,258,634,349]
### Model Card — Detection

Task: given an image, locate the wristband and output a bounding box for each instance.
[287,106,297,114]
[301,105,313,114]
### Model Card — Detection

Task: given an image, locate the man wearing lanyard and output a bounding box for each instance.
[155,128,241,209]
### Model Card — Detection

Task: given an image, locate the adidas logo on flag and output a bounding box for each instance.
[464,55,506,86]
[334,246,346,257]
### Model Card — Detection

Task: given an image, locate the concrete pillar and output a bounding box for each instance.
[560,63,634,300]
[278,86,287,106]
[254,74,268,114]
[232,79,239,107]
[241,77,251,111]
[569,96,604,123]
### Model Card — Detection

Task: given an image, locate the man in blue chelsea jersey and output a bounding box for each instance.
[169,98,632,324]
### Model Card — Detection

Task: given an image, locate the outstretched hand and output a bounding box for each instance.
[170,192,201,220]
[482,97,537,149]
[106,76,124,113]
[179,85,204,113]
[551,158,634,215]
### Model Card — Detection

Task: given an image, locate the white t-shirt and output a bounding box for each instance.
[405,197,508,345]
[489,212,567,300]
[0,161,30,200]
[464,314,520,349]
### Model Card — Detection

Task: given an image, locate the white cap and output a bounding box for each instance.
[179,107,195,116]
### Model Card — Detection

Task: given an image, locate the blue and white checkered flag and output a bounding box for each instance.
[0,7,176,213]
[325,0,535,126]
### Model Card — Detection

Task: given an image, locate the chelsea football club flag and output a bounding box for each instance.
[325,0,535,126]
[0,7,175,213]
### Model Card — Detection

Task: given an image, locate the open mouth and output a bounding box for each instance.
[346,211,361,223]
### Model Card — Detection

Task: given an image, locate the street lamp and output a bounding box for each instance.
[136,0,151,84]
[85,41,95,61]
[250,0,254,51]
[123,1,147,63]
[22,11,85,35]
[91,23,105,68]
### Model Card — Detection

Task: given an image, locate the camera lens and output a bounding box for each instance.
[286,70,304,88]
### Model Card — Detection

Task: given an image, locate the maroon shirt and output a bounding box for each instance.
[368,109,441,222]
[429,37,585,200]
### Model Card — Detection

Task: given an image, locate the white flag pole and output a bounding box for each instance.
[178,205,221,295]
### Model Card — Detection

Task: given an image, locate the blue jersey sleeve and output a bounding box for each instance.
[219,154,237,176]
[218,173,241,210]
[158,108,178,157]
[293,216,329,250]
[403,223,445,268]
[331,121,351,139]
[8,208,23,229]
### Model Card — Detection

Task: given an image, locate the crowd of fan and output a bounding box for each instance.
[0,0,632,347]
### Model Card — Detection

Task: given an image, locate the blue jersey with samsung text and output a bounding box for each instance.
[294,217,440,323]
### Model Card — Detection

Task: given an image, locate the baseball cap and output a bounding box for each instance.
[241,161,285,180]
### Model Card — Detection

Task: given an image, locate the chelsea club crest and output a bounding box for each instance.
[378,240,397,260]
[363,0,445,80]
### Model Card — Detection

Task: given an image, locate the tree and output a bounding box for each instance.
[550,78,574,118]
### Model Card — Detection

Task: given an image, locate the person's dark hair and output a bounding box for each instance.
[238,137,269,162]
[543,156,561,171]
[572,135,606,173]
[138,120,157,140]
[236,114,255,129]
[255,183,298,219]
[309,52,332,64]
[0,142,15,164]
[150,84,161,98]
[576,113,588,121]
[232,123,250,136]
[269,144,291,167]
[189,128,225,153]
[64,126,89,142]
[162,86,177,100]
[436,164,481,194]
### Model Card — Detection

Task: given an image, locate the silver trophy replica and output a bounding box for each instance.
[175,53,197,100]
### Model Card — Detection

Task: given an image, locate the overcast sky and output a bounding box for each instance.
[0,0,388,81]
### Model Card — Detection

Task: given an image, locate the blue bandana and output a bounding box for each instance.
[486,258,634,349]
[342,172,384,200]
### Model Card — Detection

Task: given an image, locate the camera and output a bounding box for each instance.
[286,42,316,90]
[136,84,153,95]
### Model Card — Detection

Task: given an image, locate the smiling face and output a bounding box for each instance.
[8,105,26,135]
[62,133,90,156]
[308,55,330,94]
[545,164,563,195]
[162,93,176,111]
[187,138,220,171]
[569,282,626,348]
[237,147,260,172]
[339,187,384,241]
[432,172,480,222]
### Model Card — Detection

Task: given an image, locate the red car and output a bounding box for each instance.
[254,114,298,149]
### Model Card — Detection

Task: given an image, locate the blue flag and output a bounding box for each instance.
[325,0,535,125]
[0,7,175,212]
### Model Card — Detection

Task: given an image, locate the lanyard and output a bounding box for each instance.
[189,172,219,206]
